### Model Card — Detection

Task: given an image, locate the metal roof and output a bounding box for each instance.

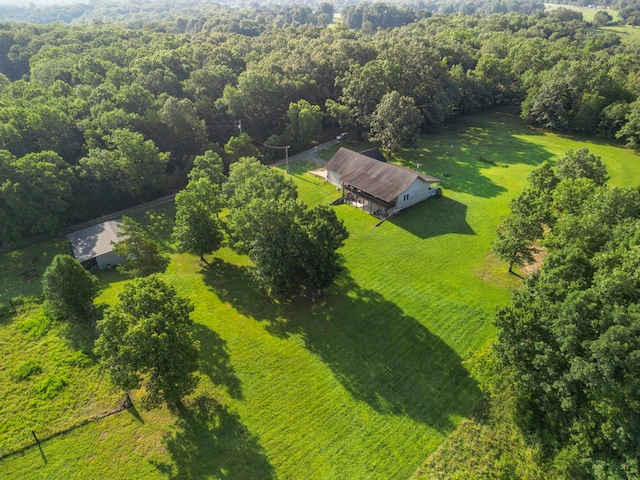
[359,148,388,162]
[326,147,441,203]
[66,220,123,262]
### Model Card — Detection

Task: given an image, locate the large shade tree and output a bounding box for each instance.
[42,254,100,320]
[225,157,298,253]
[173,151,225,264]
[370,91,423,152]
[113,216,169,277]
[224,156,297,210]
[227,164,348,298]
[94,275,200,409]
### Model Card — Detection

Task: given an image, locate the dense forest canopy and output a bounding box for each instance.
[0,2,640,247]
[491,152,640,478]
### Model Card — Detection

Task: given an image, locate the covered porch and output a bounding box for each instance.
[342,184,395,219]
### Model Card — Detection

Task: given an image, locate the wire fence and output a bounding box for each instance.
[0,393,134,461]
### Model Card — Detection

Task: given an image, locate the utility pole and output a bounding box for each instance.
[253,138,290,171]
[285,145,290,174]
[237,119,242,135]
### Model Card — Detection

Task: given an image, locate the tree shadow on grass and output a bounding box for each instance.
[143,206,177,253]
[94,266,130,290]
[192,323,243,400]
[151,395,275,480]
[402,153,509,199]
[201,259,276,321]
[401,110,552,198]
[60,316,98,356]
[389,196,475,239]
[57,303,110,357]
[267,275,481,430]
[202,263,482,430]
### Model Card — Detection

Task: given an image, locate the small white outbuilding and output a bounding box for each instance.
[66,220,125,270]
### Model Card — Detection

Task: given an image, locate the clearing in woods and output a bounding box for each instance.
[2,109,640,478]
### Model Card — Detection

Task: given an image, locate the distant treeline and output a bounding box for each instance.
[4,0,640,27]
[0,0,545,26]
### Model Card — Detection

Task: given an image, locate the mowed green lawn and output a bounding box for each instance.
[2,110,640,479]
[601,25,640,47]
[544,2,621,22]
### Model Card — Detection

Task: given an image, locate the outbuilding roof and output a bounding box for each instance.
[326,147,441,202]
[359,148,388,162]
[66,220,123,262]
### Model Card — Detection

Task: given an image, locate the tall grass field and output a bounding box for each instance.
[2,109,639,479]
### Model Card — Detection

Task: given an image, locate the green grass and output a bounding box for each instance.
[544,3,620,22]
[0,299,122,457]
[2,109,640,479]
[0,239,71,305]
[601,25,640,47]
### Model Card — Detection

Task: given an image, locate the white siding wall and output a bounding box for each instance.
[96,251,125,270]
[326,170,343,188]
[395,179,437,211]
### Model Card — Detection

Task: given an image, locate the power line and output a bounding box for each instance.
[230,120,290,172]
[245,132,291,173]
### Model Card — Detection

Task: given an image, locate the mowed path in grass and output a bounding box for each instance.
[3,110,640,479]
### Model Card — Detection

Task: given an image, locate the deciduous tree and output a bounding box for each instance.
[226,164,348,298]
[0,150,74,244]
[79,128,169,204]
[223,133,262,165]
[42,254,100,319]
[370,90,423,152]
[492,214,543,273]
[113,216,169,277]
[94,275,199,409]
[224,156,297,211]
[173,150,225,263]
[174,193,223,264]
[230,197,348,298]
[556,147,609,186]
[617,99,640,151]
[285,99,323,150]
[157,95,208,167]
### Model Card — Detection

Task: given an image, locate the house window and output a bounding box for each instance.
[403,194,410,201]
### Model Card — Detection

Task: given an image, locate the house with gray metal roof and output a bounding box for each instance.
[326,147,441,216]
[66,220,125,270]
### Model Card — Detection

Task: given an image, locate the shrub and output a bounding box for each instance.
[35,375,68,399]
[12,360,43,381]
